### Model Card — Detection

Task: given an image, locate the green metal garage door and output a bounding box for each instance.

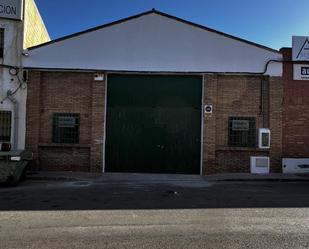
[105,74,202,174]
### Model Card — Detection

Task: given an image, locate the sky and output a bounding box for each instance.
[35,0,309,50]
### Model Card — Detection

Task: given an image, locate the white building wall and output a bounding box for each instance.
[0,19,26,149]
[24,13,283,76]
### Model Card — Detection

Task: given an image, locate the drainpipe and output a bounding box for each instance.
[6,91,19,150]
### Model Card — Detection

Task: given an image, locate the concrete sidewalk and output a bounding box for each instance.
[205,173,309,182]
[26,172,207,184]
[26,171,102,182]
[26,171,309,183]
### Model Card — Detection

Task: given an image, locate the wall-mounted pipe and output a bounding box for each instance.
[5,93,19,150]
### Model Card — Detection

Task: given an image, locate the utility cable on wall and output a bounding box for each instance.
[0,64,26,104]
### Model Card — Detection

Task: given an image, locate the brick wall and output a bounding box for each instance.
[39,147,90,171]
[281,48,309,158]
[202,74,217,174]
[26,71,282,174]
[202,74,282,174]
[26,71,105,172]
[269,76,283,172]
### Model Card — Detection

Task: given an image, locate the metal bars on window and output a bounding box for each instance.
[0,111,12,142]
[0,28,4,58]
[53,113,80,144]
[228,117,256,147]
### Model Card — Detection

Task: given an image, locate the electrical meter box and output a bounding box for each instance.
[258,128,270,149]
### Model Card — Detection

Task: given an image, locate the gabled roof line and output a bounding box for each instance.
[155,10,280,54]
[28,9,154,50]
[28,9,280,54]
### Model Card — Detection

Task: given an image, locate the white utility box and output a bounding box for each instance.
[250,156,270,174]
[282,158,309,174]
[258,128,270,149]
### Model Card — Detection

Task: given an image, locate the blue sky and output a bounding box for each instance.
[35,0,309,50]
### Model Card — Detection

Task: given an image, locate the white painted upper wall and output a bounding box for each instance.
[0,19,26,149]
[23,12,283,76]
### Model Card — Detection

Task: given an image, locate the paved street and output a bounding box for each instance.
[1,177,309,248]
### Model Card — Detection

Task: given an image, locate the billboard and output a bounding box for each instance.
[0,0,23,20]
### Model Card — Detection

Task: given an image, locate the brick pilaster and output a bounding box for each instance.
[202,74,218,174]
[90,75,106,172]
[25,71,41,170]
[269,76,283,172]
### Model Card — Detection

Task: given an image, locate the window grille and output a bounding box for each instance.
[53,113,80,143]
[0,111,12,142]
[228,117,256,147]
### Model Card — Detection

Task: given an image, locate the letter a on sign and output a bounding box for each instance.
[293,36,309,61]
[297,39,309,60]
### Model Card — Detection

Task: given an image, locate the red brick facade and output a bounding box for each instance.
[202,75,282,174]
[26,71,105,172]
[281,48,309,158]
[26,71,283,174]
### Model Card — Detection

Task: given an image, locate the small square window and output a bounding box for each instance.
[53,113,80,143]
[0,111,12,142]
[0,28,4,58]
[228,117,256,147]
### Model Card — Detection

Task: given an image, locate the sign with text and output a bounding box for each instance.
[0,0,23,20]
[294,64,309,80]
[232,120,249,131]
[293,36,309,61]
[58,117,77,128]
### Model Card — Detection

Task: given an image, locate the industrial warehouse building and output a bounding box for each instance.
[23,10,285,175]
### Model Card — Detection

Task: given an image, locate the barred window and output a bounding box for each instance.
[0,111,12,142]
[228,117,256,147]
[0,28,4,58]
[53,113,80,143]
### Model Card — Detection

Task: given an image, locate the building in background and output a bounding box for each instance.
[23,10,283,174]
[281,37,309,174]
[0,0,49,150]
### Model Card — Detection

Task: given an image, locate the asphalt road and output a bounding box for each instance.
[0,179,309,248]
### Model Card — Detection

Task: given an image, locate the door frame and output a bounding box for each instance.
[102,72,204,175]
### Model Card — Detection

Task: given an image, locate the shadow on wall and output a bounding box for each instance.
[0,179,309,211]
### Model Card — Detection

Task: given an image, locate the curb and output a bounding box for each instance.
[26,176,80,181]
[26,175,309,183]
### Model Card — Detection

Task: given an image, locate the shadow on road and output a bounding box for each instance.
[1,178,309,211]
